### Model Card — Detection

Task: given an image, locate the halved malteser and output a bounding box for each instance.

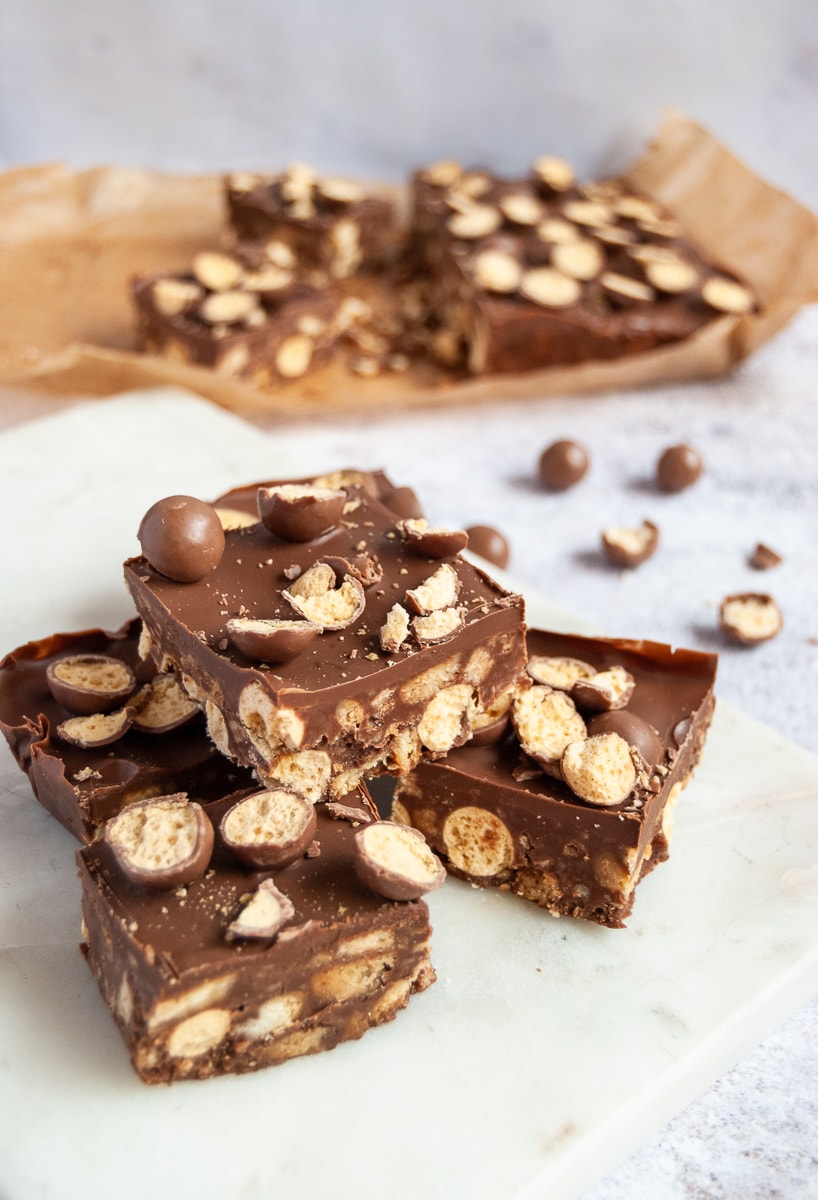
[397,518,469,559]
[719,592,783,644]
[405,563,461,615]
[511,685,587,769]
[220,787,317,869]
[105,794,214,890]
[56,707,134,749]
[601,519,659,568]
[227,617,321,664]
[46,654,136,715]
[257,484,347,542]
[353,821,446,901]
[526,655,594,691]
[130,674,199,733]
[282,562,366,630]
[561,733,638,806]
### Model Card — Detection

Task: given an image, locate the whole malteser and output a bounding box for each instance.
[656,444,703,493]
[538,439,590,491]
[464,524,510,569]
[587,710,663,769]
[138,495,225,583]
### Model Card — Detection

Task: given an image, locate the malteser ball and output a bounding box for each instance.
[587,710,663,768]
[138,495,225,582]
[538,439,589,491]
[465,524,510,569]
[656,444,703,493]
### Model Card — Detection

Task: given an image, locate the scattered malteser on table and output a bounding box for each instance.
[78,787,438,1083]
[656,444,703,493]
[748,543,783,571]
[124,472,528,802]
[225,164,400,280]
[601,519,659,568]
[538,439,590,491]
[410,157,756,373]
[719,593,783,644]
[392,628,717,928]
[0,621,254,843]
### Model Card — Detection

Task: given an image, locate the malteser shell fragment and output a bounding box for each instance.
[405,563,461,615]
[571,666,635,713]
[411,607,466,646]
[226,878,296,941]
[46,654,136,714]
[220,788,317,869]
[353,821,446,901]
[283,569,366,630]
[105,794,214,890]
[719,593,783,644]
[380,603,410,653]
[561,732,638,806]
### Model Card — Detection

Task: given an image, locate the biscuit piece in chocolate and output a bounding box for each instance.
[0,621,254,842]
[78,789,435,1083]
[393,627,717,928]
[124,477,527,801]
[410,159,757,374]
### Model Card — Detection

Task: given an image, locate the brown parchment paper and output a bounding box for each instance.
[0,110,816,417]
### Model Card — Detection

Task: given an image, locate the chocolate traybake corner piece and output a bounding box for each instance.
[124,475,527,803]
[131,240,360,386]
[409,157,757,373]
[392,628,718,928]
[225,163,400,280]
[0,620,254,843]
[78,787,437,1083]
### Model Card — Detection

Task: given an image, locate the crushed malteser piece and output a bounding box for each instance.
[405,563,461,615]
[719,593,783,644]
[353,821,446,901]
[105,794,214,890]
[601,519,659,568]
[325,802,374,824]
[561,732,638,806]
[571,665,635,713]
[283,563,366,630]
[380,603,410,653]
[411,607,466,646]
[220,788,317,868]
[226,878,295,941]
[511,685,587,767]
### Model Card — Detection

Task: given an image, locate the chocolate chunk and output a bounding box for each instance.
[538,440,589,491]
[465,524,510,569]
[138,495,226,583]
[748,542,783,571]
[656,444,703,493]
[46,653,136,715]
[105,794,215,891]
